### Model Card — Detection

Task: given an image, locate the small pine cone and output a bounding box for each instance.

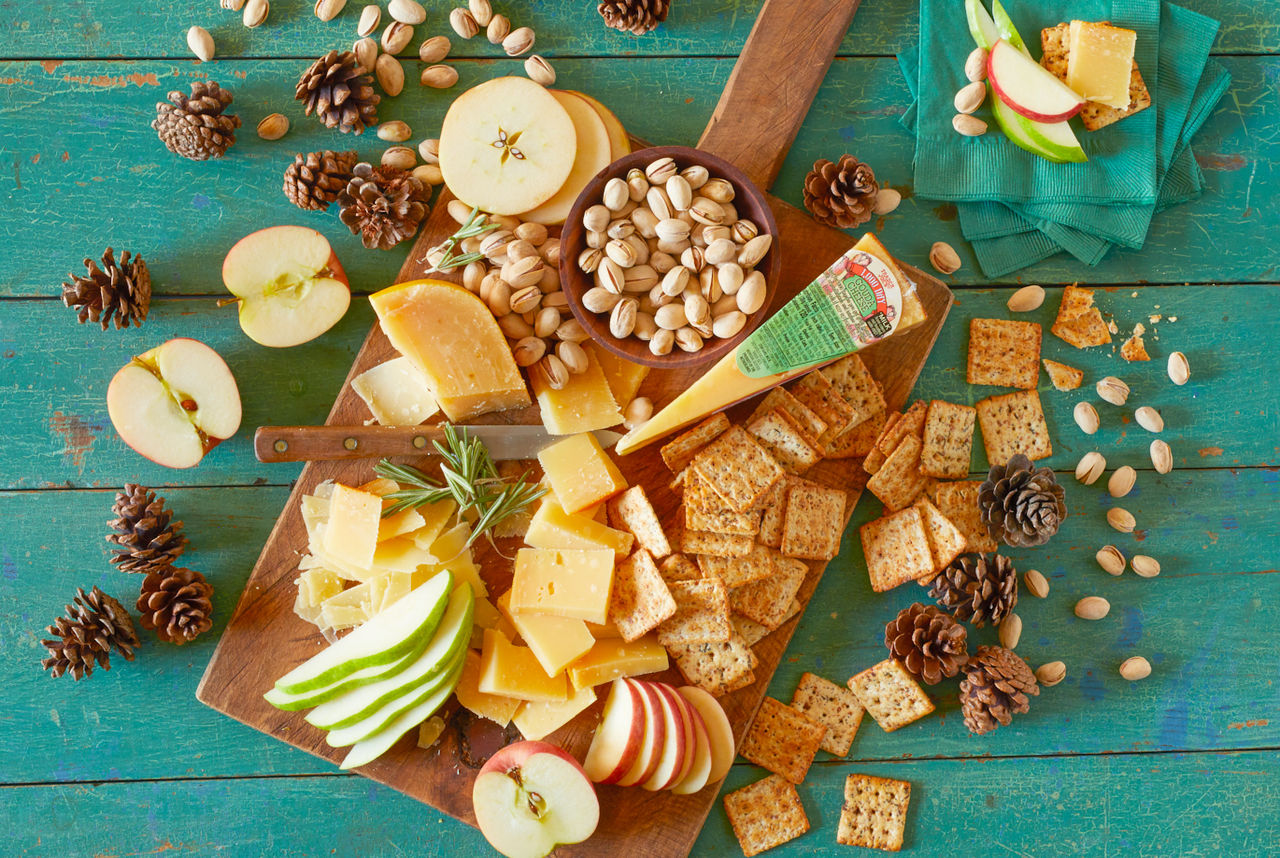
[40,586,140,680]
[283,150,358,211]
[929,553,1017,628]
[152,80,241,160]
[106,484,188,574]
[959,645,1039,735]
[884,603,969,685]
[61,248,151,331]
[597,0,670,35]
[979,453,1068,547]
[138,567,214,645]
[296,50,380,135]
[802,155,878,230]
[337,162,429,250]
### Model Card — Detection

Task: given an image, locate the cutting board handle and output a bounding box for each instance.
[696,0,862,191]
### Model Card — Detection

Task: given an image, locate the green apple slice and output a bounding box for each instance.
[265,647,419,711]
[990,95,1086,163]
[305,584,473,731]
[965,0,1000,49]
[990,0,1030,55]
[271,571,452,696]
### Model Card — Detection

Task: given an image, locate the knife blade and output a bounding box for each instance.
[253,424,622,463]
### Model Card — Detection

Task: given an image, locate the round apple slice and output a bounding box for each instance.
[658,682,698,789]
[678,686,735,785]
[518,90,613,225]
[640,683,689,791]
[439,76,577,216]
[568,90,631,161]
[583,679,644,784]
[670,693,713,795]
[614,678,665,787]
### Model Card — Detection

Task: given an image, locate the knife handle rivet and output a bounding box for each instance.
[273,439,288,453]
[412,435,428,449]
[343,437,358,451]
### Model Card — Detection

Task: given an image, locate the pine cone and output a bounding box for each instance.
[152,80,241,160]
[884,603,969,685]
[979,453,1067,547]
[138,567,214,645]
[337,162,429,250]
[802,155,878,230]
[296,50,380,135]
[959,645,1039,735]
[61,248,151,330]
[284,150,358,211]
[598,0,670,34]
[928,553,1017,628]
[40,586,140,680]
[106,484,188,574]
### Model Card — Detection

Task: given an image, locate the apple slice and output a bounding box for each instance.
[614,678,665,787]
[583,678,645,784]
[222,225,350,348]
[106,338,242,469]
[965,0,1000,50]
[990,0,1030,55]
[566,90,631,161]
[670,693,712,795]
[678,686,735,784]
[990,93,1087,163]
[439,76,578,215]
[473,740,600,858]
[518,91,613,225]
[988,39,1084,123]
[640,683,688,791]
[661,683,699,789]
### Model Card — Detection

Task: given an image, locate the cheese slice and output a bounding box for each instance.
[537,432,628,514]
[567,635,669,691]
[497,590,595,677]
[531,344,624,436]
[358,478,427,543]
[456,648,523,726]
[370,279,530,422]
[407,499,457,550]
[478,628,569,702]
[377,571,412,613]
[525,498,635,558]
[1067,21,1136,109]
[323,484,382,570]
[370,537,438,573]
[513,683,598,741]
[351,356,440,426]
[510,547,615,624]
[591,343,650,409]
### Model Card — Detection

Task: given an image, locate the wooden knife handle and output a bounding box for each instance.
[254,426,443,463]
[696,0,862,191]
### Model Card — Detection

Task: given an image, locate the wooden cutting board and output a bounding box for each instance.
[198,1,954,855]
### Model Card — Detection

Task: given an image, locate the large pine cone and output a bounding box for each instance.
[106,484,187,574]
[295,50,380,135]
[62,248,151,331]
[960,645,1039,735]
[802,155,878,230]
[979,453,1067,547]
[152,80,240,160]
[338,163,429,250]
[598,0,670,35]
[929,553,1017,628]
[284,150,358,211]
[138,567,214,645]
[884,603,969,685]
[41,586,140,680]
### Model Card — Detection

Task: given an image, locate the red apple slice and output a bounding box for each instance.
[678,686,735,784]
[614,678,665,787]
[988,38,1085,123]
[659,683,697,789]
[582,679,644,784]
[473,740,599,858]
[641,683,689,791]
[670,693,712,795]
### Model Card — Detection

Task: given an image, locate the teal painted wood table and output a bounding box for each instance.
[2,1,1277,855]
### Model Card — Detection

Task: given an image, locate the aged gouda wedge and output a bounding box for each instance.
[478,628,570,702]
[567,635,669,691]
[497,590,595,678]
[530,344,623,435]
[538,432,628,514]
[513,683,598,741]
[370,279,530,422]
[510,547,615,624]
[323,484,382,570]
[456,648,523,727]
[525,498,634,558]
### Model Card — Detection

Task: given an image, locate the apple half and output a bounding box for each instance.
[106,338,242,469]
[473,740,600,858]
[988,39,1084,123]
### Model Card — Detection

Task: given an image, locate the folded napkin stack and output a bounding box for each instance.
[900,0,1230,276]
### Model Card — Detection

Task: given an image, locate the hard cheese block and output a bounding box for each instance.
[513,683,598,741]
[525,498,635,558]
[510,547,615,624]
[370,279,530,422]
[567,635,668,691]
[478,628,569,703]
[351,356,440,426]
[1066,21,1136,109]
[497,590,595,677]
[456,648,522,726]
[530,344,624,435]
[323,484,382,570]
[538,432,628,514]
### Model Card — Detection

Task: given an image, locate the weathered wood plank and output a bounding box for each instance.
[0,56,1274,295]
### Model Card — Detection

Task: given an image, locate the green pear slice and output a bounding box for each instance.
[305,584,474,731]
[338,651,466,770]
[271,571,452,695]
[265,646,419,711]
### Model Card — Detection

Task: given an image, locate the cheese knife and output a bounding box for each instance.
[254,425,622,463]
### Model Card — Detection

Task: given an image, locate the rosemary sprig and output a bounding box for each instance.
[374,424,546,550]
[423,205,500,273]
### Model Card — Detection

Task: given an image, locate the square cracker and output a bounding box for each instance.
[732,598,801,645]
[730,555,809,630]
[865,435,927,512]
[790,371,858,447]
[976,389,1052,466]
[698,542,777,589]
[723,775,810,857]
[606,486,671,560]
[967,318,1042,389]
[659,553,703,583]
[820,353,887,426]
[669,630,757,697]
[661,413,730,473]
[755,479,789,548]
[1051,284,1111,349]
[860,507,934,592]
[934,480,998,554]
[837,773,912,851]
[919,400,976,479]
[748,408,823,474]
[1041,22,1151,131]
[824,409,888,459]
[748,387,827,442]
[683,528,754,557]
[691,425,784,513]
[781,483,847,560]
[684,471,764,536]
[877,401,927,455]
[739,696,826,784]
[913,497,967,572]
[607,549,676,642]
[847,658,935,732]
[790,672,865,756]
[657,578,731,646]
[1043,358,1084,391]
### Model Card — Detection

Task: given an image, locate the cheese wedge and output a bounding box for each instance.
[567,635,669,691]
[530,343,624,435]
[525,498,635,558]
[478,628,569,702]
[351,356,440,426]
[324,484,382,570]
[1067,21,1136,109]
[513,683,598,741]
[497,590,595,678]
[591,343,650,409]
[510,547,615,624]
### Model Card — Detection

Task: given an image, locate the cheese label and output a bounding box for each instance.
[735,245,904,378]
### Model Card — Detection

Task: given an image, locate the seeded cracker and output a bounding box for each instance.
[860,507,934,592]
[781,483,846,559]
[607,549,676,642]
[747,408,823,473]
[790,371,857,447]
[919,400,976,479]
[730,555,809,629]
[847,658,935,732]
[877,401,927,455]
[913,497,967,572]
[732,598,801,646]
[975,389,1052,465]
[837,773,912,851]
[670,629,757,697]
[739,696,826,783]
[790,672,865,756]
[606,485,670,559]
[659,552,702,583]
[1051,284,1111,349]
[723,775,810,857]
[657,578,731,646]
[1042,358,1084,391]
[698,542,777,588]
[1041,22,1150,131]
[824,409,888,459]
[683,528,754,557]
[865,435,927,512]
[684,471,763,536]
[756,479,789,548]
[967,318,1042,389]
[691,425,784,513]
[821,353,887,425]
[934,480,998,553]
[747,387,827,442]
[661,412,730,473]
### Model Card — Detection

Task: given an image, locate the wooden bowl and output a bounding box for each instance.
[559,145,781,370]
